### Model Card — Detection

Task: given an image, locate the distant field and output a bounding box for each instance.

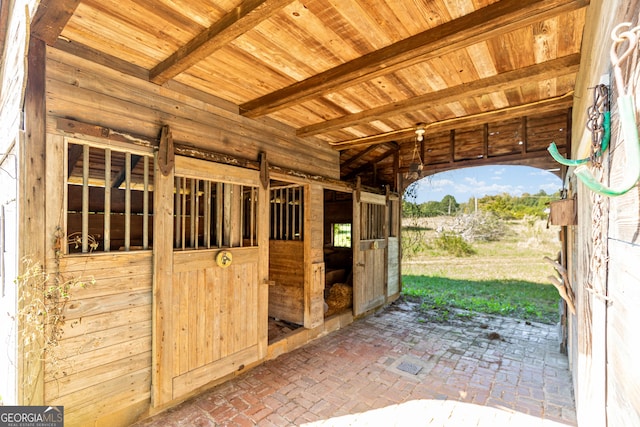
[401,216,563,324]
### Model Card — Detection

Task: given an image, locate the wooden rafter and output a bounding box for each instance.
[30,0,81,45]
[112,155,142,188]
[149,0,295,85]
[344,145,401,180]
[67,144,82,178]
[341,143,398,170]
[53,39,150,80]
[412,149,558,175]
[297,54,580,137]
[332,94,575,150]
[240,0,589,118]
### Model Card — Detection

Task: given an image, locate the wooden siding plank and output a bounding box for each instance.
[45,335,150,383]
[50,319,151,356]
[46,50,339,179]
[62,289,151,319]
[57,251,152,274]
[45,351,150,400]
[56,304,151,341]
[48,368,150,420]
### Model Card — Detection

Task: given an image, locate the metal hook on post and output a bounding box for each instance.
[574,22,640,197]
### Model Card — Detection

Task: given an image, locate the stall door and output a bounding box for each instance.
[353,192,387,316]
[153,156,267,406]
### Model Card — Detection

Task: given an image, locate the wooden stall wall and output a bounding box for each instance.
[41,133,154,426]
[568,0,640,425]
[269,240,305,325]
[41,44,339,425]
[45,47,339,180]
[46,253,153,426]
[304,184,326,329]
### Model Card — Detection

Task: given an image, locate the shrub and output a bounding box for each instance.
[433,231,476,256]
[451,211,506,242]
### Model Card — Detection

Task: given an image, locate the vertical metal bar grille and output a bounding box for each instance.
[216,182,223,248]
[204,180,211,248]
[174,176,181,248]
[181,177,187,250]
[81,145,89,253]
[67,142,154,254]
[173,176,258,250]
[104,148,111,252]
[269,185,304,240]
[124,153,131,250]
[143,156,149,249]
[190,178,196,248]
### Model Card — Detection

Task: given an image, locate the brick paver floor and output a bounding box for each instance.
[133,298,576,426]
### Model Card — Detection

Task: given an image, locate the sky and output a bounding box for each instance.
[409,165,563,204]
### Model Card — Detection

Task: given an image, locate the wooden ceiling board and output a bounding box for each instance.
[154,0,236,28]
[37,0,589,189]
[557,7,586,55]
[63,3,177,67]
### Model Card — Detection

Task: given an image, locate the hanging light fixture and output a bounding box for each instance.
[405,124,425,180]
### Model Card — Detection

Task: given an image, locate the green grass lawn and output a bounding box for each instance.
[402,275,560,324]
[401,217,562,324]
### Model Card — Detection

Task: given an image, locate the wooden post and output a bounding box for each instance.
[152,152,175,407]
[18,37,46,405]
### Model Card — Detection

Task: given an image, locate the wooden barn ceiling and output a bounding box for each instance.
[31,0,589,190]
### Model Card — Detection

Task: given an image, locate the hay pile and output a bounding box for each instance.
[324,283,352,317]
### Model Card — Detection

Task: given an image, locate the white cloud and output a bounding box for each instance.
[540,182,562,193]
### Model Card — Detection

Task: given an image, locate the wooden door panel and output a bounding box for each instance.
[355,243,386,314]
[171,248,259,396]
[353,191,387,316]
[154,156,265,406]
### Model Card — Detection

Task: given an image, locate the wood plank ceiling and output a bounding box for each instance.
[32,0,588,191]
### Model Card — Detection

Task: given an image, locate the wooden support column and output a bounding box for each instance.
[449,130,456,163]
[19,37,46,405]
[521,116,528,154]
[152,151,175,407]
[393,149,399,192]
[483,124,489,158]
[304,184,325,329]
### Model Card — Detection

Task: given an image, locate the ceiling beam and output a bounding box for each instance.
[341,142,399,169]
[149,0,294,85]
[30,0,81,45]
[332,94,574,150]
[53,39,150,80]
[240,0,589,118]
[343,145,401,180]
[298,54,580,137]
[409,149,560,176]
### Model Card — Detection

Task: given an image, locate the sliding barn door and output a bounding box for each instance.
[353,192,387,316]
[153,156,267,406]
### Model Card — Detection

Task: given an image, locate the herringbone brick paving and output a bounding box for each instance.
[133,298,576,426]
